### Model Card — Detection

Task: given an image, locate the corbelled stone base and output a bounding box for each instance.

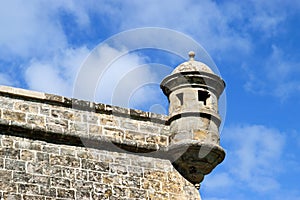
[169,142,225,186]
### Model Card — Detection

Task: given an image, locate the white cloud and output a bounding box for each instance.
[223,124,285,192]
[0,1,96,60]
[25,46,90,96]
[203,124,287,199]
[72,44,171,110]
[1,0,296,102]
[221,1,298,36]
[101,0,251,56]
[25,62,69,95]
[1,0,299,106]
[94,46,154,105]
[248,1,299,36]
[265,45,300,80]
[22,42,169,112]
[0,1,67,59]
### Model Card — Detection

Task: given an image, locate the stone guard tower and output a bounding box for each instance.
[161,51,226,188]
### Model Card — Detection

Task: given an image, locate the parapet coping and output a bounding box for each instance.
[0,85,168,124]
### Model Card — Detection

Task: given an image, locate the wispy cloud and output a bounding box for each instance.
[244,45,300,100]
[24,46,90,96]
[0,73,15,86]
[225,124,284,191]
[1,0,298,102]
[99,0,252,56]
[72,44,170,111]
[0,1,67,60]
[203,124,286,199]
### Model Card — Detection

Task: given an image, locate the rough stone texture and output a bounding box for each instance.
[160,54,225,186]
[0,134,199,200]
[0,86,201,200]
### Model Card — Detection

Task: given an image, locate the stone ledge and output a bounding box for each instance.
[0,120,169,157]
[0,85,171,158]
[0,118,169,157]
[0,85,168,124]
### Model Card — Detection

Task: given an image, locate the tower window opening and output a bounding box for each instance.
[176,93,184,105]
[198,90,210,105]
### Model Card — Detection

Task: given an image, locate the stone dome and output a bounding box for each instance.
[172,51,214,74]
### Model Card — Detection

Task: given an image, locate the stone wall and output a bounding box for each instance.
[0,86,200,200]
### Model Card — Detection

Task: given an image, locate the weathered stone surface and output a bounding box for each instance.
[148,191,169,200]
[82,159,109,172]
[110,163,127,175]
[0,158,3,168]
[2,193,22,200]
[82,113,99,124]
[0,99,14,111]
[130,109,149,119]
[5,159,25,171]
[0,169,12,182]
[39,106,50,116]
[129,188,147,199]
[77,190,91,200]
[0,86,201,200]
[27,161,49,175]
[18,183,39,195]
[76,149,98,160]
[36,152,49,162]
[128,166,143,176]
[12,171,33,183]
[50,177,71,188]
[144,170,167,181]
[103,127,124,141]
[0,147,20,159]
[23,195,44,200]
[100,115,119,126]
[88,124,102,136]
[120,120,138,130]
[140,123,159,133]
[142,178,162,191]
[14,102,39,113]
[70,122,88,134]
[61,167,75,179]
[20,149,35,161]
[15,140,42,151]
[0,134,200,199]
[2,110,26,122]
[57,188,75,198]
[50,154,80,168]
[75,169,88,181]
[160,53,225,188]
[60,147,76,156]
[45,94,63,102]
[28,174,49,185]
[146,134,168,147]
[40,187,56,197]
[125,130,145,143]
[88,170,102,182]
[1,136,14,147]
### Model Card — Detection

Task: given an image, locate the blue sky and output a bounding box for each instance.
[1,1,300,199]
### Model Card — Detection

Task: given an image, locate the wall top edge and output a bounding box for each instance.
[0,85,168,124]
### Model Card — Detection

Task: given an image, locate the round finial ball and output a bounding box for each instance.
[188,51,195,60]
